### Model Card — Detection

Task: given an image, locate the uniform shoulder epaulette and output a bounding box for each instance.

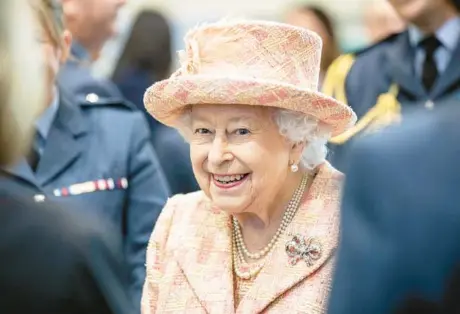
[78,93,136,110]
[324,33,403,145]
[322,53,356,105]
[321,33,401,106]
[329,84,401,144]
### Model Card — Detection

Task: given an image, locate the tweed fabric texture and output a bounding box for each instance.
[141,162,342,314]
[144,20,356,137]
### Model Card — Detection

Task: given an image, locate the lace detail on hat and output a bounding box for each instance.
[175,38,201,77]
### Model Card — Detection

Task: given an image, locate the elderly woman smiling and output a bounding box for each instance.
[141,20,356,314]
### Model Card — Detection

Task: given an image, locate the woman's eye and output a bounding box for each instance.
[235,128,250,136]
[194,128,211,135]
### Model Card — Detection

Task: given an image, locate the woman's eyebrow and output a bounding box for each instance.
[191,115,256,124]
[227,116,257,124]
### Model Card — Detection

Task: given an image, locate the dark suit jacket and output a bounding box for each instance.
[325,30,460,172]
[328,101,460,314]
[0,177,134,314]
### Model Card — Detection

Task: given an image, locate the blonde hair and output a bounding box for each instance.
[29,0,65,48]
[0,0,45,166]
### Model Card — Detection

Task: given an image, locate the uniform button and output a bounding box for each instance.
[34,194,46,203]
[425,100,434,110]
[85,93,99,103]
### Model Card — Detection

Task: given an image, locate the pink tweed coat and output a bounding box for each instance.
[141,162,342,314]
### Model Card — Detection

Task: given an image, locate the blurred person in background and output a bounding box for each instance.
[60,0,177,197]
[112,10,199,195]
[328,98,460,314]
[113,10,173,107]
[323,0,460,172]
[285,4,341,86]
[0,0,133,313]
[0,0,170,311]
[141,20,356,313]
[59,0,127,98]
[363,1,406,44]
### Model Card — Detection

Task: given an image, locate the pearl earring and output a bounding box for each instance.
[290,163,299,173]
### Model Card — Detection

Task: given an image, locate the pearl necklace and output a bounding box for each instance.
[232,236,267,280]
[232,175,308,280]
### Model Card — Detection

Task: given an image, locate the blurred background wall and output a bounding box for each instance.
[93,0,386,78]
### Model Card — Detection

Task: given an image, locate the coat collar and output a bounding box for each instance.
[431,30,460,99]
[175,196,235,314]
[386,30,460,100]
[71,41,92,63]
[35,87,59,143]
[407,17,460,51]
[3,88,89,187]
[35,88,89,185]
[176,162,342,314]
[385,31,427,99]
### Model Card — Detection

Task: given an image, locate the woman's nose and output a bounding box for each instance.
[208,137,231,167]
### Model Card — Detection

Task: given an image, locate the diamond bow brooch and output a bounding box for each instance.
[285,234,322,266]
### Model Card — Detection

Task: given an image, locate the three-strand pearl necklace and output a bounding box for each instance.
[232,174,309,280]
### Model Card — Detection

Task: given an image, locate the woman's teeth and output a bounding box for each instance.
[214,174,246,183]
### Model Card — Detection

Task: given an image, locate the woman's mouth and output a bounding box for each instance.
[212,173,250,189]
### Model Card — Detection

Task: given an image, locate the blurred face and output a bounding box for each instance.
[63,0,126,45]
[286,10,329,42]
[285,9,335,71]
[387,0,453,24]
[364,2,406,43]
[34,22,71,109]
[188,104,299,214]
[286,10,330,48]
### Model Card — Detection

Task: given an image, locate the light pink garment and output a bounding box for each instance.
[142,162,342,314]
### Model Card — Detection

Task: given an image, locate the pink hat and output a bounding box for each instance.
[144,20,356,136]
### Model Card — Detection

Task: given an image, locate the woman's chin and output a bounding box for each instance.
[210,197,249,214]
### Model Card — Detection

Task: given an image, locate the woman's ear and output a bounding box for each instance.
[59,30,72,63]
[290,141,306,165]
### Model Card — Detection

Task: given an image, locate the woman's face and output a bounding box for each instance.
[189,104,298,214]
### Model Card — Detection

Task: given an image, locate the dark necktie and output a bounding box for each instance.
[420,35,441,91]
[26,131,41,172]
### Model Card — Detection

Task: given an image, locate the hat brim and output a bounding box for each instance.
[144,75,356,137]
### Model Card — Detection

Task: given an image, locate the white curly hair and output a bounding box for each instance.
[177,107,331,170]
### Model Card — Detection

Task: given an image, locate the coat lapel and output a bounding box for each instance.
[176,200,235,314]
[431,33,460,99]
[237,163,341,314]
[3,159,41,188]
[386,32,427,100]
[36,91,88,186]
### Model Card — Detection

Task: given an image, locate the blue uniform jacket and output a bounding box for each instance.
[328,100,460,314]
[2,89,170,311]
[323,31,460,172]
[0,176,136,314]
